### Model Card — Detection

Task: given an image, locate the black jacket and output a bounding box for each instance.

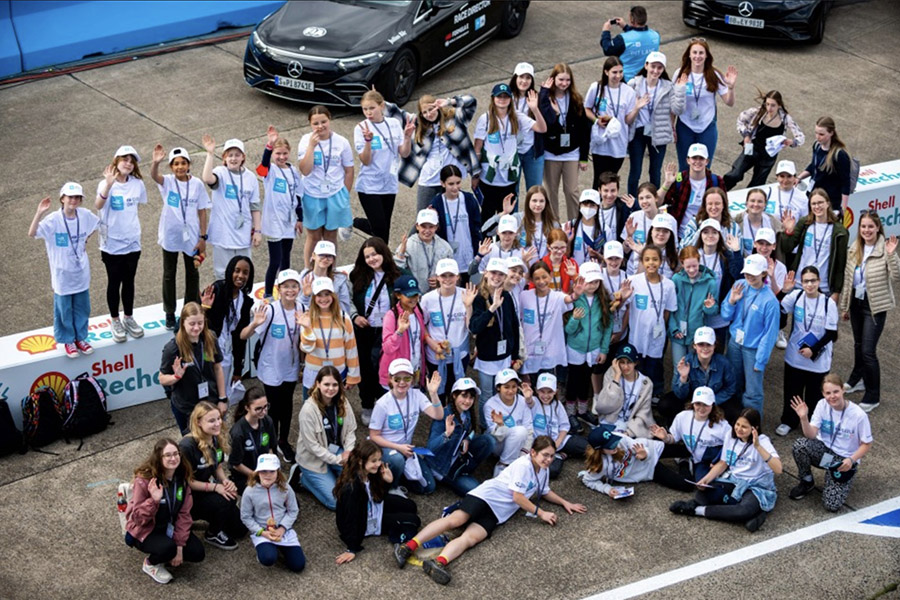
[469,291,520,363]
[205,280,252,376]
[538,87,591,161]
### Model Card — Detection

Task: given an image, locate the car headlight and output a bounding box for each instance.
[252,31,275,59]
[336,52,386,71]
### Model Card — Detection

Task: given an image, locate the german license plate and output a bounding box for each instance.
[725,15,764,29]
[275,76,314,91]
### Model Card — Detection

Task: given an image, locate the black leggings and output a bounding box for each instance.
[354,325,383,410]
[358,192,396,245]
[652,461,696,492]
[695,482,763,523]
[591,154,626,188]
[265,239,294,297]
[264,381,298,444]
[101,250,141,317]
[382,493,421,544]
[566,362,594,404]
[190,491,245,540]
[126,530,205,565]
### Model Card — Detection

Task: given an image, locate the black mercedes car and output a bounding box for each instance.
[244,0,529,107]
[683,0,835,44]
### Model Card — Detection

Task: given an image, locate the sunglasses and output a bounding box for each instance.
[392,376,413,383]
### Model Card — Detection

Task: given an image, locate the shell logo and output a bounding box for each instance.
[17,334,58,355]
[253,287,280,301]
[843,207,854,230]
[31,371,70,399]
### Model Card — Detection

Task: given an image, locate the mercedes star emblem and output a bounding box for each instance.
[287,61,303,78]
[738,1,754,17]
[302,26,327,38]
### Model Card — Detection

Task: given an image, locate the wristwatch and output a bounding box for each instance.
[200,234,208,240]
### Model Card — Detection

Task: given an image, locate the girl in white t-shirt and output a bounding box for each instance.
[297,105,355,265]
[393,436,586,586]
[150,145,211,329]
[585,57,639,185]
[258,125,303,299]
[472,214,531,274]
[670,408,782,533]
[623,182,660,249]
[736,188,781,258]
[520,262,581,377]
[201,135,262,280]
[627,213,680,278]
[473,82,546,222]
[355,90,414,245]
[672,39,737,170]
[531,373,587,479]
[96,145,148,341]
[29,183,100,358]
[483,369,534,476]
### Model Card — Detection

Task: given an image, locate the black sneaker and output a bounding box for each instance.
[577,412,599,426]
[567,415,583,435]
[288,464,301,493]
[205,531,238,550]
[422,558,451,585]
[165,313,176,331]
[744,511,767,533]
[789,479,815,500]
[669,499,698,516]
[393,543,412,569]
[278,441,296,463]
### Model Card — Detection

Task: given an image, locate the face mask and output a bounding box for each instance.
[580,206,598,220]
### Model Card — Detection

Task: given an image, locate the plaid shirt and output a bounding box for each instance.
[385,94,481,187]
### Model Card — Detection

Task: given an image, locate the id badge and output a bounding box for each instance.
[652,324,663,339]
[496,339,507,355]
[367,516,379,531]
[450,240,460,252]
[533,341,546,356]
[691,109,700,120]
[235,215,245,230]
[322,360,334,367]
[735,328,745,346]
[328,443,342,455]
[819,452,836,469]
[679,320,688,337]
[743,143,754,156]
[390,158,401,177]
[182,226,192,243]
[166,523,175,539]
[855,284,866,300]
[197,381,209,398]
[560,133,571,147]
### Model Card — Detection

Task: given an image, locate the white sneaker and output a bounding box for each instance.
[110,318,127,343]
[361,408,372,426]
[123,315,145,338]
[142,558,172,584]
[844,381,865,394]
[775,424,791,437]
[859,402,880,413]
[775,331,788,349]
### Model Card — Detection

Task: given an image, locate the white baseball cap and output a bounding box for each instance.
[651,213,678,234]
[754,228,776,244]
[314,240,336,256]
[59,181,83,198]
[451,377,480,395]
[485,257,509,274]
[255,453,281,472]
[435,258,459,275]
[698,218,722,234]
[223,138,245,154]
[311,277,335,295]
[168,147,191,164]
[276,269,302,285]
[776,160,797,176]
[741,254,768,276]
[498,215,518,233]
[494,368,521,387]
[579,262,603,283]
[687,143,709,159]
[417,209,439,225]
[536,372,557,390]
[579,189,601,205]
[114,145,141,162]
[604,240,624,259]
[513,62,535,77]
[645,51,667,68]
[694,326,716,346]
[506,256,526,271]
[388,358,414,376]
[692,386,715,406]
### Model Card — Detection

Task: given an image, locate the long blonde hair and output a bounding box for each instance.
[522,185,557,246]
[487,95,519,136]
[308,289,346,333]
[849,211,885,266]
[188,401,230,467]
[175,302,217,364]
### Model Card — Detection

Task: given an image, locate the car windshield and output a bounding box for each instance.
[331,0,412,9]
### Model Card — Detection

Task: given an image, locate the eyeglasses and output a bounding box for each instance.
[392,376,413,383]
[801,278,820,284]
[549,245,567,252]
[162,452,180,459]
[253,404,270,412]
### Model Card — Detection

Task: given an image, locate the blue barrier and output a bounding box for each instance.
[1,0,285,78]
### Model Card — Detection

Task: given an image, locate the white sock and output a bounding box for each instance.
[695,506,706,516]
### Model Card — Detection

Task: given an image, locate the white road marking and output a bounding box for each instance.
[584,496,900,600]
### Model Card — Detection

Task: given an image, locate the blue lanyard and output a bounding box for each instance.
[741,288,761,324]
[688,418,708,452]
[391,394,413,444]
[438,290,458,338]
[443,194,462,238]
[802,294,821,333]
[535,292,551,340]
[604,85,622,118]
[175,177,189,221]
[60,208,80,259]
[369,120,395,154]
[317,315,334,358]
[226,169,245,215]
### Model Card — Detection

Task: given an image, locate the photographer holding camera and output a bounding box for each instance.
[601,6,660,83]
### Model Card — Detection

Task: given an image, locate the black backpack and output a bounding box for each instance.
[0,398,25,456]
[61,372,112,448]
[21,386,64,449]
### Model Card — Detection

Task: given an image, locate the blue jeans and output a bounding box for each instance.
[256,542,306,572]
[676,119,719,172]
[477,370,496,424]
[727,341,765,416]
[442,434,497,497]
[170,400,190,435]
[518,149,545,194]
[383,448,436,494]
[627,127,667,196]
[53,290,90,344]
[300,464,342,510]
[670,340,690,371]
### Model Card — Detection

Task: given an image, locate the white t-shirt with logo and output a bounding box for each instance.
[765,185,809,221]
[437,194,475,271]
[354,117,403,194]
[370,389,433,445]
[682,178,707,228]
[36,208,100,295]
[674,70,728,133]
[421,287,469,363]
[469,453,550,523]
[669,411,730,463]
[255,302,301,387]
[96,176,147,254]
[484,394,533,434]
[811,400,873,459]
[519,290,572,373]
[585,82,637,158]
[474,112,535,187]
[208,166,260,249]
[799,223,833,294]
[157,175,211,254]
[626,273,677,358]
[623,211,653,246]
[530,400,569,447]
[298,132,354,198]
[261,163,303,240]
[419,133,467,187]
[721,430,778,481]
[782,290,838,372]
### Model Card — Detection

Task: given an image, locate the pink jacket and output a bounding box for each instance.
[379,306,427,387]
[126,476,194,547]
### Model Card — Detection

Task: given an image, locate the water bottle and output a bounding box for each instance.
[117,489,127,513]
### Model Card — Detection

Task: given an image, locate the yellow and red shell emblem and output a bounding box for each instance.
[31,371,70,400]
[843,207,855,230]
[17,334,58,355]
[253,287,280,301]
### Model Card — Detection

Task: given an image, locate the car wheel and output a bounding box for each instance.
[499,0,528,38]
[380,47,418,105]
[809,8,826,44]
